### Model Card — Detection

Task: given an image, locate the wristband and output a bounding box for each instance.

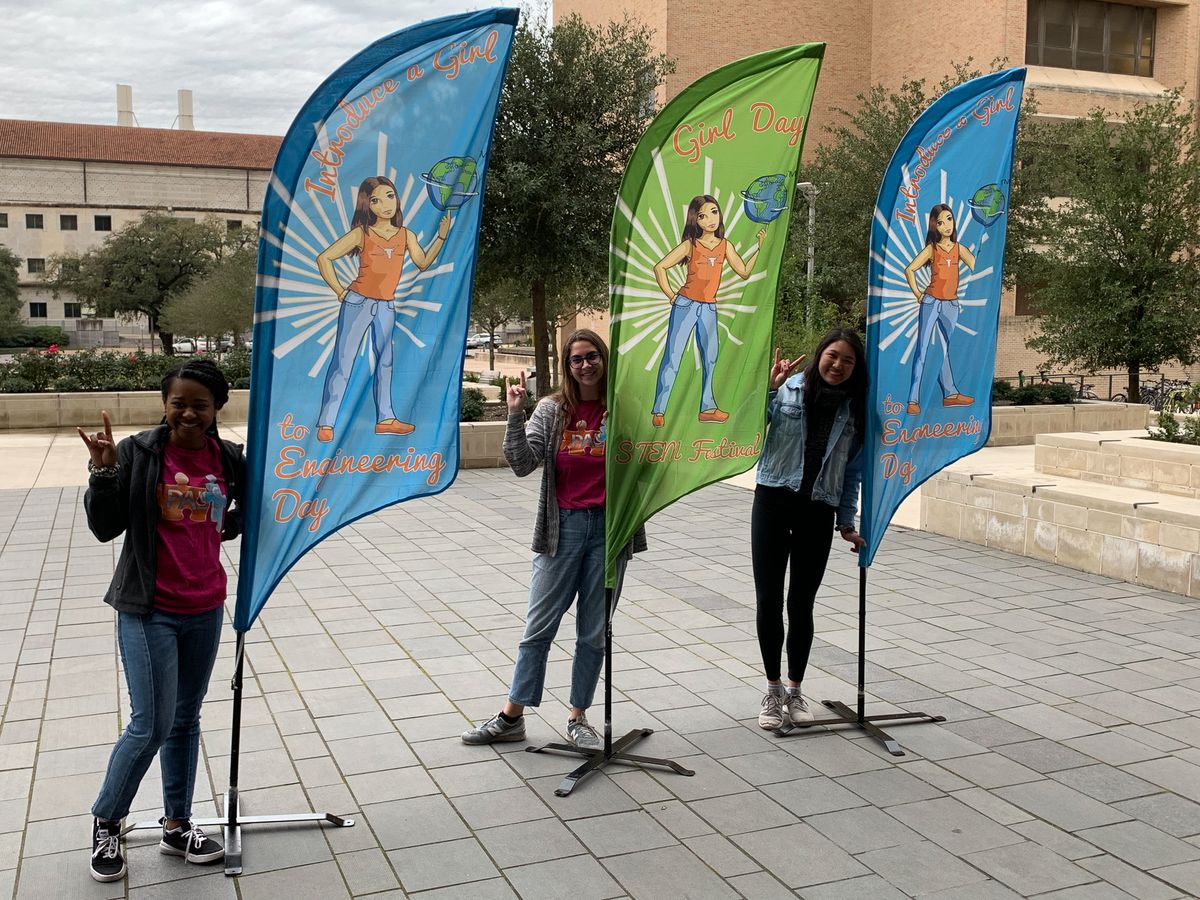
[836,524,856,535]
[87,460,119,478]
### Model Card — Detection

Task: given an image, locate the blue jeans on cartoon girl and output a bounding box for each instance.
[653,294,719,416]
[507,508,626,711]
[92,607,224,822]
[318,290,396,427]
[908,293,961,404]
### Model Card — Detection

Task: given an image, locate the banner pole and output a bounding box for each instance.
[857,567,867,723]
[776,558,945,755]
[527,558,695,795]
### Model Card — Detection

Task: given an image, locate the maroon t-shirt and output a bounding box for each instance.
[555,401,606,509]
[154,438,227,615]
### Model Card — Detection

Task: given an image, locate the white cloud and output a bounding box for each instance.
[0,0,525,135]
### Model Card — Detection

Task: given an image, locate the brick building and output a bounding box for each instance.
[0,118,279,346]
[559,0,1200,388]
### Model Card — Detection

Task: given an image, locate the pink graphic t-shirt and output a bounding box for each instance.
[154,438,227,615]
[555,401,606,509]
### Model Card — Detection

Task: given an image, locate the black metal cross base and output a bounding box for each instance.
[772,567,946,757]
[127,786,354,875]
[526,727,695,796]
[774,700,945,756]
[524,586,695,797]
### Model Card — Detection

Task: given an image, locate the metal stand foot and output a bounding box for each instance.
[775,699,945,756]
[527,727,695,796]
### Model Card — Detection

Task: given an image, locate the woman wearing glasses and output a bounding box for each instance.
[462,329,645,750]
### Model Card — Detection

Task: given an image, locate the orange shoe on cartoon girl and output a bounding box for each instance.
[698,408,729,423]
[906,402,920,415]
[943,394,974,407]
[375,418,416,435]
[316,426,334,443]
[651,414,664,428]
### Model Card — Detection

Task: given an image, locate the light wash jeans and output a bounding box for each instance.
[92,606,223,821]
[508,508,625,710]
[653,295,719,415]
[319,290,396,427]
[908,293,961,404]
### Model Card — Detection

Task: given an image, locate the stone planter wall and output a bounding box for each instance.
[987,401,1151,447]
[1035,432,1200,499]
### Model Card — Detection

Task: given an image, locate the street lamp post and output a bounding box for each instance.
[796,181,819,326]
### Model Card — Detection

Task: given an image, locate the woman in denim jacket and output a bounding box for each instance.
[461,329,646,750]
[754,328,867,729]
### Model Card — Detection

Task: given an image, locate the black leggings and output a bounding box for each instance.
[751,485,836,683]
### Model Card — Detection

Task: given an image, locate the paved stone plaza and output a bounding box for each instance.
[5,459,1200,898]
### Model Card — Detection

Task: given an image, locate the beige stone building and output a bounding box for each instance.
[559,0,1200,387]
[0,117,279,346]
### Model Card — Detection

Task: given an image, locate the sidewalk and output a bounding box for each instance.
[3,426,1200,898]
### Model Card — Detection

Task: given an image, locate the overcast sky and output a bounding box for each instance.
[0,1,528,135]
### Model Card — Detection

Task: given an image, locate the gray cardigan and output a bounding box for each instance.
[503,397,647,557]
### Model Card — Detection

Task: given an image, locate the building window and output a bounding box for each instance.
[1027,0,1155,76]
[226,219,243,231]
[60,214,78,231]
[28,302,47,318]
[1015,281,1045,317]
[27,258,45,275]
[0,213,7,227]
[94,215,112,231]
[26,213,43,229]
[64,302,82,318]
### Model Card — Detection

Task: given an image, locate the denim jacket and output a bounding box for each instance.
[756,373,863,529]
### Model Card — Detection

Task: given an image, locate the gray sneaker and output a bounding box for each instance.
[758,691,785,730]
[566,714,602,751]
[784,691,814,724]
[461,712,526,745]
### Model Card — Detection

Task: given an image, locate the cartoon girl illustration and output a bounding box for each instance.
[650,195,765,427]
[903,203,976,415]
[314,175,452,443]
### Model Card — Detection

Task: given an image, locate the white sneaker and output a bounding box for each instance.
[784,692,814,724]
[758,691,785,730]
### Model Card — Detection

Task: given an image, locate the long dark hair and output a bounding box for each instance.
[350,175,403,256]
[802,328,867,441]
[552,328,608,417]
[923,203,956,268]
[161,358,230,436]
[678,195,724,265]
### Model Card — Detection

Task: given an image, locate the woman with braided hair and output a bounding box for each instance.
[79,358,245,881]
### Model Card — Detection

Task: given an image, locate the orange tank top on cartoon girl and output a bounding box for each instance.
[347,227,408,300]
[926,242,960,300]
[677,239,726,304]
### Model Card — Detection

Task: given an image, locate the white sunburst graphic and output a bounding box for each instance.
[610,152,769,372]
[255,130,457,379]
[867,168,996,363]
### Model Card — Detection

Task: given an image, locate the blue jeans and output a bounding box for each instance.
[92,607,224,822]
[508,508,623,711]
[908,293,961,404]
[318,290,396,427]
[653,295,719,415]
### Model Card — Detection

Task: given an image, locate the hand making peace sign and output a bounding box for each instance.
[768,348,806,391]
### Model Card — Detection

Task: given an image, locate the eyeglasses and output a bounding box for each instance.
[568,351,602,369]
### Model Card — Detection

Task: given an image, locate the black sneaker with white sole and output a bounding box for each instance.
[90,817,126,883]
[160,819,224,864]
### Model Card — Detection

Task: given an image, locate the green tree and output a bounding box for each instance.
[159,246,256,347]
[794,63,1039,329]
[49,211,227,353]
[470,273,524,370]
[0,245,21,339]
[479,11,673,395]
[1024,92,1200,403]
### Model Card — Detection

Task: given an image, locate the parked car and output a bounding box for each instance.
[172,339,198,355]
[466,332,498,349]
